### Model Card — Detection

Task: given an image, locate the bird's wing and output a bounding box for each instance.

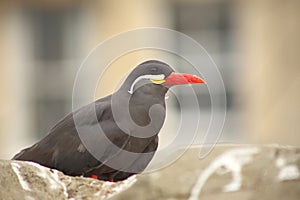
[13,96,163,178]
[12,99,113,176]
[83,134,159,181]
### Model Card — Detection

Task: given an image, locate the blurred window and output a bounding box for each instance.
[25,6,83,137]
[174,1,238,110]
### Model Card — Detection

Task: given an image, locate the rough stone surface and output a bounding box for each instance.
[1,144,300,200]
[0,160,136,200]
[111,144,300,200]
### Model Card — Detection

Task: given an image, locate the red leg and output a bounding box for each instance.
[90,174,98,179]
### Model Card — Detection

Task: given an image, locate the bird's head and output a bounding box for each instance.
[124,60,205,95]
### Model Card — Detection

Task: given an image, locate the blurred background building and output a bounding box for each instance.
[0,0,299,159]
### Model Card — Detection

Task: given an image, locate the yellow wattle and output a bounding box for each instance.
[150,79,165,84]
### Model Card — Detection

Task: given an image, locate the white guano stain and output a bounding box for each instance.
[11,162,31,191]
[275,155,300,181]
[49,169,68,197]
[25,195,36,200]
[276,156,300,181]
[188,147,260,200]
[276,157,286,168]
[277,165,300,181]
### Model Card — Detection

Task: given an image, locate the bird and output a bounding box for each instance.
[13,60,205,182]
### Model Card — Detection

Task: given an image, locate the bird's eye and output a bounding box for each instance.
[151,67,158,73]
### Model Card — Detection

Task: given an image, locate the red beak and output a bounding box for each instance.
[164,72,205,85]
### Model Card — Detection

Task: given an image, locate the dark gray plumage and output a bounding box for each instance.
[13,60,174,181]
